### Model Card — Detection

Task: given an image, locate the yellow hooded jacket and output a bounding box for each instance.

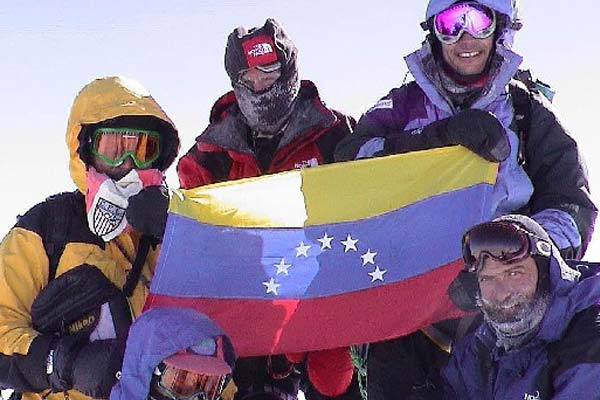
[0,76,179,400]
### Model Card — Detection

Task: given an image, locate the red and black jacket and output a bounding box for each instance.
[177,80,355,188]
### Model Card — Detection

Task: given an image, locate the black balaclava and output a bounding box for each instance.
[224,18,300,136]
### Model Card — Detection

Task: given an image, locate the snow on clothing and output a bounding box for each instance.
[177,80,355,188]
[334,40,595,259]
[442,255,600,399]
[0,77,179,400]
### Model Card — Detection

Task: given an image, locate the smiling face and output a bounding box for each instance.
[441,31,494,77]
[477,255,538,322]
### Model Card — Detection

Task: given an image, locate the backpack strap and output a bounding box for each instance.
[42,192,79,281]
[508,82,532,167]
[121,234,156,297]
[510,69,556,168]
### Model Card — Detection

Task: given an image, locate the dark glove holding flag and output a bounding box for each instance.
[126,185,169,240]
[382,109,510,162]
[31,264,132,398]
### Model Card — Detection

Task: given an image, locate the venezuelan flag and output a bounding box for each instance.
[146,146,497,356]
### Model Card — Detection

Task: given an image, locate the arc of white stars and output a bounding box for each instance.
[262,278,281,295]
[274,258,292,275]
[317,233,334,250]
[361,249,377,266]
[368,266,387,282]
[295,241,311,258]
[341,234,359,252]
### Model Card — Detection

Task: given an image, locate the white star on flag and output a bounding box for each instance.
[368,266,387,282]
[295,241,311,257]
[274,258,292,275]
[317,233,334,250]
[341,234,359,252]
[361,249,377,266]
[262,278,281,295]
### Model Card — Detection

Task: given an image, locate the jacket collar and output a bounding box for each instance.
[475,256,600,352]
[199,80,336,154]
[404,41,522,113]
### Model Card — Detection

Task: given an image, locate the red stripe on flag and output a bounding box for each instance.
[145,260,467,356]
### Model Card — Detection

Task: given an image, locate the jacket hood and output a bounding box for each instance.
[198,80,336,154]
[66,76,180,192]
[109,307,235,400]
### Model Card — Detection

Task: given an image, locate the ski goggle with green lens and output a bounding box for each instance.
[90,127,161,168]
[434,2,497,45]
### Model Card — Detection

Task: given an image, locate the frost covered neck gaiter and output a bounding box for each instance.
[233,70,300,136]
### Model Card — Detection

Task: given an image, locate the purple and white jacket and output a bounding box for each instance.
[335,39,596,258]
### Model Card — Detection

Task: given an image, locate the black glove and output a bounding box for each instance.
[383,109,510,162]
[46,335,86,392]
[71,339,126,398]
[126,185,169,240]
[32,264,131,340]
[233,356,300,400]
[447,270,480,312]
[46,337,124,398]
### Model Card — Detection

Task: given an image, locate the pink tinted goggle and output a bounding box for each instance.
[434,2,497,45]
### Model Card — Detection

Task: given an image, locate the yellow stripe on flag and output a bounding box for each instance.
[170,146,497,228]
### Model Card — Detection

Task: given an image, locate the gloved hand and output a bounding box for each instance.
[447,270,480,312]
[47,337,125,399]
[383,109,510,162]
[126,185,169,240]
[305,347,354,397]
[46,335,86,392]
[233,356,300,400]
[71,339,125,398]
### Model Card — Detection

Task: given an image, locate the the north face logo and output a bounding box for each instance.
[242,35,278,67]
[294,158,318,169]
[248,43,274,57]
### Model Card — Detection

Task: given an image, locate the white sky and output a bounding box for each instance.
[1,1,599,258]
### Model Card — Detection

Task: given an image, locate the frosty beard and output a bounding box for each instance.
[478,292,549,351]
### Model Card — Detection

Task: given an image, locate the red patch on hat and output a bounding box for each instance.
[241,35,279,68]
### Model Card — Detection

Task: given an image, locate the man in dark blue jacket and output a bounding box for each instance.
[440,214,600,399]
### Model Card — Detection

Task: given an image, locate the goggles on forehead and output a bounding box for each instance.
[152,365,228,400]
[462,221,552,273]
[434,2,497,45]
[90,127,161,169]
